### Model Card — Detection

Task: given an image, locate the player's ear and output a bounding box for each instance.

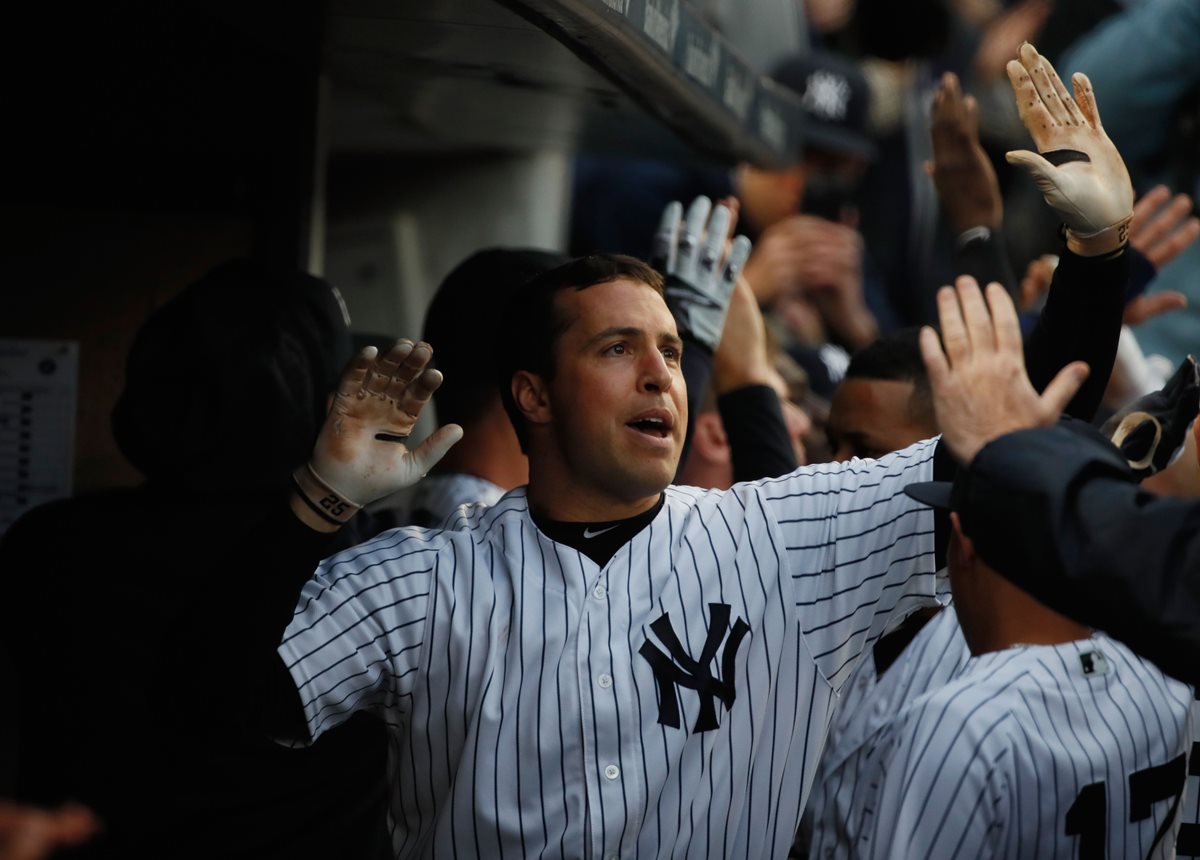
[692,412,730,466]
[949,511,976,562]
[512,370,553,427]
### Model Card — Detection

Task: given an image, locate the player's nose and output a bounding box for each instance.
[639,348,675,394]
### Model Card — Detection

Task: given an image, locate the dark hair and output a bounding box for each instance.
[498,253,664,451]
[424,248,568,427]
[844,327,935,426]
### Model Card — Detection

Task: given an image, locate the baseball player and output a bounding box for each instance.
[817,272,1193,859]
[219,42,1137,858]
[804,602,969,854]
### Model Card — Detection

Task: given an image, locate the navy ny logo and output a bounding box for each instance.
[639,603,750,732]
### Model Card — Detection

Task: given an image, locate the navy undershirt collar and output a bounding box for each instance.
[533,494,666,567]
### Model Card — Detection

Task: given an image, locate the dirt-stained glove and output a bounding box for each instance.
[292,340,463,525]
[651,196,753,352]
[1101,355,1200,479]
[1005,42,1134,256]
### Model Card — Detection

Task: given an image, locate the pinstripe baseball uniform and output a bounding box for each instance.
[1182,691,1200,856]
[277,440,941,858]
[805,603,969,856]
[841,634,1193,859]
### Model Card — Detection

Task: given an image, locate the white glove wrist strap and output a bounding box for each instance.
[292,462,364,525]
[1066,215,1131,257]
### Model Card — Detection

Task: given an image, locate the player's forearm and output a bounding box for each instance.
[1022,247,1127,421]
[963,423,1200,686]
[183,504,337,737]
[718,385,797,483]
[952,227,1018,302]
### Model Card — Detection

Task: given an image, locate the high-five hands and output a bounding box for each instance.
[292,340,463,530]
[652,196,753,352]
[1005,43,1134,256]
[920,276,1089,464]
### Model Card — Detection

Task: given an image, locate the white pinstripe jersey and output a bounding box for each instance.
[805,603,969,856]
[278,440,941,859]
[1182,692,1200,857]
[840,634,1194,860]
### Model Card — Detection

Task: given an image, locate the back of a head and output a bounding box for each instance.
[112,259,352,494]
[845,327,934,422]
[424,248,568,428]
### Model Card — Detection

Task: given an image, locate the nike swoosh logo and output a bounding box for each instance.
[583,524,619,539]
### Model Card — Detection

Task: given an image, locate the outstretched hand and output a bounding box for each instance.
[296,340,463,528]
[920,276,1089,464]
[928,71,1003,234]
[1005,43,1133,255]
[652,195,753,352]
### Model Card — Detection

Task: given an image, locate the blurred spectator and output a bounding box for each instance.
[571,48,898,356]
[0,261,391,859]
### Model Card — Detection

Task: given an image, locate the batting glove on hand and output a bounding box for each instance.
[1101,355,1200,479]
[1005,43,1134,256]
[651,196,753,352]
[296,340,463,523]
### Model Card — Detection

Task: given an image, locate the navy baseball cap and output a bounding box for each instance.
[769,50,876,160]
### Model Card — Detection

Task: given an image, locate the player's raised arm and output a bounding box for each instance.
[289,339,464,532]
[1002,43,1131,421]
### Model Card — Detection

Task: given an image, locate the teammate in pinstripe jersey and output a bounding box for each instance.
[820,276,1194,859]
[280,251,958,859]
[273,43,1134,856]
[803,602,969,855]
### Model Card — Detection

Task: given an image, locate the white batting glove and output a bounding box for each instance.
[293,340,463,525]
[1005,42,1134,256]
[651,196,754,352]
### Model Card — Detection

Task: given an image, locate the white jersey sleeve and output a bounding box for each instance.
[276,526,448,743]
[755,438,941,690]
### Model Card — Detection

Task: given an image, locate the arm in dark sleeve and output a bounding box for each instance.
[962,423,1200,685]
[717,384,797,483]
[184,504,341,741]
[1022,248,1128,421]
[952,228,1018,301]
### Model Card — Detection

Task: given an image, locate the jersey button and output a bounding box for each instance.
[604,765,620,780]
[598,673,613,689]
[593,584,607,600]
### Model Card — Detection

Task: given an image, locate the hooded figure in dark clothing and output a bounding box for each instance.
[0,260,391,859]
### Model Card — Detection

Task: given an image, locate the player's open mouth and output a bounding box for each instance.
[627,411,673,440]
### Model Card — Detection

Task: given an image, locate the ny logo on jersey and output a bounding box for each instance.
[639,603,750,733]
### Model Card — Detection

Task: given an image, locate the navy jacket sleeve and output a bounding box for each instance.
[961,423,1200,686]
[1023,249,1128,421]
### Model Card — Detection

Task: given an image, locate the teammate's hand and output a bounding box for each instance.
[1129,184,1200,268]
[652,195,753,352]
[928,71,1003,234]
[712,277,774,393]
[0,802,100,860]
[919,275,1089,464]
[298,340,463,526]
[1005,43,1134,255]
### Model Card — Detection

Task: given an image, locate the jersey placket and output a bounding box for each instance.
[576,549,640,860]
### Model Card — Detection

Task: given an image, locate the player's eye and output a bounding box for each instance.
[660,345,680,361]
[605,342,628,356]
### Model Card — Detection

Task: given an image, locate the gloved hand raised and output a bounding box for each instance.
[292,340,463,528]
[1005,42,1134,256]
[651,196,753,352]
